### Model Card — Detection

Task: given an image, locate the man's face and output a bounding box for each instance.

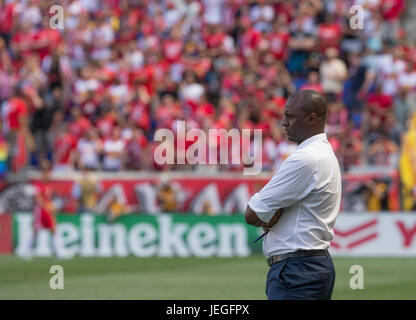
[282,102,310,144]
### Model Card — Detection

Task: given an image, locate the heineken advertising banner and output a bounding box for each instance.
[13,213,263,259]
[5,213,416,258]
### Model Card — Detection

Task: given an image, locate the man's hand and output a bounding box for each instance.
[245,205,283,229]
[263,209,283,231]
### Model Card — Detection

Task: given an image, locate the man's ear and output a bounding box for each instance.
[309,112,317,125]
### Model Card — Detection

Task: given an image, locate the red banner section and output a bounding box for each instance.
[0,170,400,214]
[0,214,12,254]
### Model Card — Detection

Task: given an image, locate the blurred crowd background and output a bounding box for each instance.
[1,0,416,212]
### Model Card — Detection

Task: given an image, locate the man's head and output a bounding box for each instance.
[282,90,327,144]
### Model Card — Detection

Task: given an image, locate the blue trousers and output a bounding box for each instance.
[266,255,336,300]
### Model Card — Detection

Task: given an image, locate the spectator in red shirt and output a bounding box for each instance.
[155,94,181,130]
[339,129,363,171]
[52,124,77,172]
[1,87,28,135]
[29,159,58,258]
[195,94,215,123]
[267,19,290,61]
[68,106,92,139]
[125,127,149,170]
[0,0,15,47]
[368,132,399,166]
[300,70,324,94]
[163,26,183,63]
[317,14,342,53]
[382,0,405,21]
[366,84,394,124]
[326,101,348,136]
[239,19,262,58]
[96,108,117,140]
[1,86,30,172]
[10,20,38,58]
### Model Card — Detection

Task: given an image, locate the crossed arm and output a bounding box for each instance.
[244,206,283,230]
[244,153,316,230]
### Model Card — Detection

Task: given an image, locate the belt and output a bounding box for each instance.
[267,249,329,267]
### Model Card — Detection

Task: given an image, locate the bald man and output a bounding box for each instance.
[245,90,342,300]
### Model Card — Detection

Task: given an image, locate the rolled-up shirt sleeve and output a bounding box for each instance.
[247,152,317,223]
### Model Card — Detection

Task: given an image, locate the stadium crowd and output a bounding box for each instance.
[0,0,413,176]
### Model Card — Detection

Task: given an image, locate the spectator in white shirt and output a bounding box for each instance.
[319,47,348,98]
[75,130,102,170]
[103,126,126,171]
[180,72,205,104]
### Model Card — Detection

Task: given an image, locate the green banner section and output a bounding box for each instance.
[13,213,264,258]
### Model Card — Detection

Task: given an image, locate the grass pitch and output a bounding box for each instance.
[0,256,415,300]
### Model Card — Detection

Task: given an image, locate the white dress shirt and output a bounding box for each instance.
[248,133,342,258]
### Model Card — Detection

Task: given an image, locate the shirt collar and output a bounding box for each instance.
[296,133,327,150]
